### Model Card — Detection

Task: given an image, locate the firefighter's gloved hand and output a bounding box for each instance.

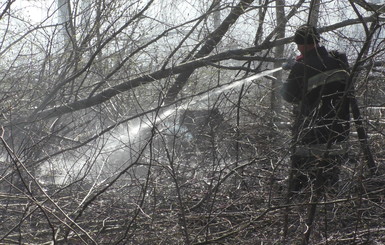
[282,58,296,70]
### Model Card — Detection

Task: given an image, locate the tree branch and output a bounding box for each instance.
[17,15,382,123]
[163,0,256,104]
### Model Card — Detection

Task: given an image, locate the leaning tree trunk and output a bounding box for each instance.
[163,0,255,105]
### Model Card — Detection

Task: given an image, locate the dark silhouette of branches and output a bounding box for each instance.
[0,1,384,244]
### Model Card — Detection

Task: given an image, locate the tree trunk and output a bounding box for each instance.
[308,0,321,26]
[271,0,285,121]
[164,0,255,105]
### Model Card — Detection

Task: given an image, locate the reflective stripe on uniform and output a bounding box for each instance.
[294,142,349,157]
[307,69,348,91]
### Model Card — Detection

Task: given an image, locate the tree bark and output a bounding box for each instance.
[163,0,255,105]
[271,0,285,120]
[16,15,382,123]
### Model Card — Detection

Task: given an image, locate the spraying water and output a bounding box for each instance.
[104,67,284,176]
[207,67,282,97]
[41,67,283,184]
[135,66,283,136]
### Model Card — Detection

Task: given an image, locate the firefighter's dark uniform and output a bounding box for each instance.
[281,26,350,192]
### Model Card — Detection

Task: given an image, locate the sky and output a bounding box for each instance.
[16,0,47,23]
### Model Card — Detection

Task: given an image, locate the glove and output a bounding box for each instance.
[282,58,296,70]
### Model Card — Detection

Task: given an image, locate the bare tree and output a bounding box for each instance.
[0,0,384,244]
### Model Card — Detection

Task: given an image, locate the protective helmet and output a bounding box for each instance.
[294,24,320,45]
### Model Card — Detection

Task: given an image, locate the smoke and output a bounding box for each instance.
[38,67,282,185]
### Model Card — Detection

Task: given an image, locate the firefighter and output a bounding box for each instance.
[281,24,351,193]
